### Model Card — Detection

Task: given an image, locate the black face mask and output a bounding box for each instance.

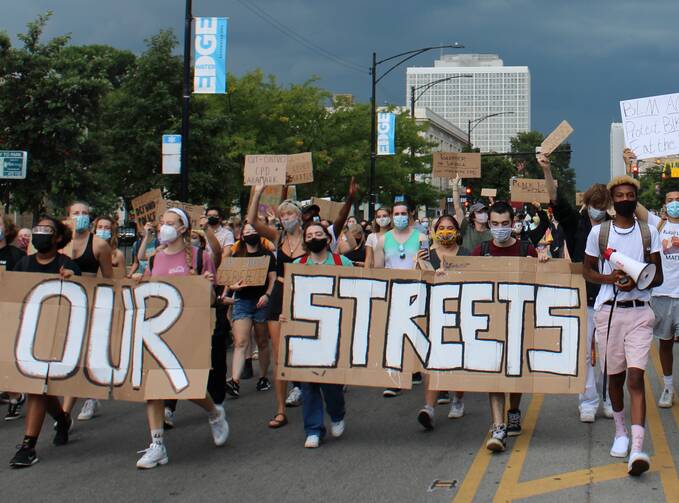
[32,234,54,253]
[306,238,328,254]
[613,200,637,218]
[207,216,220,226]
[243,233,260,246]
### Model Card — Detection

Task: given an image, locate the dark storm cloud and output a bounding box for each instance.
[4,0,679,189]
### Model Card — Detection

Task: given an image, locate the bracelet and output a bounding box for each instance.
[264,293,271,298]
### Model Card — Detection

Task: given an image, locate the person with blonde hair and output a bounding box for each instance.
[364,206,392,269]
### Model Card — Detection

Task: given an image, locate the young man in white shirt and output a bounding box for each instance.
[583,175,663,476]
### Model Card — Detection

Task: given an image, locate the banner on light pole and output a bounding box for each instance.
[377,112,396,156]
[193,17,228,94]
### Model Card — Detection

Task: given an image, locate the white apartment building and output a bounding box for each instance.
[406,54,530,153]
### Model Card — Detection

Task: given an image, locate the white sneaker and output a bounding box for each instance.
[579,408,596,423]
[628,451,650,476]
[330,419,345,438]
[658,387,674,408]
[136,443,168,469]
[610,435,630,458]
[602,398,614,419]
[448,397,465,419]
[77,399,100,421]
[164,407,175,429]
[209,405,229,446]
[285,386,303,407]
[304,434,320,448]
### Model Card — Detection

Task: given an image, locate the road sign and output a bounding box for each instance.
[162,135,181,175]
[0,151,27,179]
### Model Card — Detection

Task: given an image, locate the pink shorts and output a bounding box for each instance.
[594,305,655,375]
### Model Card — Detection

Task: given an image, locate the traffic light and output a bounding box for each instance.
[631,160,639,179]
[465,186,472,196]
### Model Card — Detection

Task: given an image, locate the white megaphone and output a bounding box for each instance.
[602,248,656,290]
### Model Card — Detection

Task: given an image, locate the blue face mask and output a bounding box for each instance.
[0,229,4,241]
[491,226,512,243]
[588,207,607,222]
[667,201,679,219]
[393,215,409,230]
[74,215,90,233]
[96,229,112,241]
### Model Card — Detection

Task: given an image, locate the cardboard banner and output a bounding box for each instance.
[311,197,344,222]
[481,188,497,197]
[0,272,212,401]
[131,189,204,231]
[540,120,574,157]
[620,93,679,160]
[432,152,481,179]
[216,256,270,286]
[244,153,314,186]
[277,259,586,393]
[510,178,556,204]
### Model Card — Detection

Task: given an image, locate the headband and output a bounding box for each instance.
[167,208,189,228]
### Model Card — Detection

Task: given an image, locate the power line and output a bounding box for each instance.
[234,0,366,74]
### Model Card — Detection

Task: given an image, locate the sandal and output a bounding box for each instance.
[268,413,288,429]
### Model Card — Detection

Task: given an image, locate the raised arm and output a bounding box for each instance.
[537,153,557,204]
[247,184,280,243]
[331,177,358,239]
[451,174,464,224]
[203,226,223,268]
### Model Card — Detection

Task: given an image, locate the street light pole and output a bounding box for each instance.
[467,111,515,149]
[179,0,192,201]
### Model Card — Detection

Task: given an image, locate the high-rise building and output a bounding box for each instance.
[406,54,530,152]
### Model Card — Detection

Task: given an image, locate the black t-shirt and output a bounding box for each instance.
[0,245,26,271]
[13,253,82,276]
[236,249,276,300]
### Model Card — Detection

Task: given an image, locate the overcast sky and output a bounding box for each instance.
[5,0,679,190]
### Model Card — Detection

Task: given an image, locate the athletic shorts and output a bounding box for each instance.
[594,305,655,375]
[650,296,679,341]
[232,297,268,323]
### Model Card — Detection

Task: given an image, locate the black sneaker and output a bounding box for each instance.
[10,445,38,468]
[225,379,240,399]
[507,409,522,437]
[412,372,423,385]
[241,359,254,380]
[53,415,72,446]
[256,377,271,391]
[5,394,25,421]
[486,425,507,452]
[437,391,451,405]
[417,407,435,431]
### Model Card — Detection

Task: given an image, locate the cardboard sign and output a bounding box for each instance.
[540,120,574,157]
[0,273,212,400]
[216,256,270,287]
[277,259,586,393]
[131,190,204,231]
[620,93,679,160]
[575,192,584,207]
[481,188,497,197]
[510,178,556,204]
[286,152,314,185]
[244,155,288,186]
[432,152,481,179]
[251,185,283,217]
[311,197,344,222]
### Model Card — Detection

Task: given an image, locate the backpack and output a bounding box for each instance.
[300,253,343,265]
[149,247,204,275]
[597,220,651,264]
[480,239,531,257]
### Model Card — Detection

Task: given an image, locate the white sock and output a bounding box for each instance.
[664,375,673,390]
[151,428,164,446]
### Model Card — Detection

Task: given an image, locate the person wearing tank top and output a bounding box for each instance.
[248,184,307,430]
[63,202,114,422]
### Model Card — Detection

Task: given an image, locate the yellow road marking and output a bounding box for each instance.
[651,345,679,430]
[451,435,495,503]
[491,394,544,503]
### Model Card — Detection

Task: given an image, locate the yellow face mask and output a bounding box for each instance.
[435,229,458,244]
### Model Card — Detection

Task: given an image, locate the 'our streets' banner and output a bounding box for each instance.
[278,258,587,394]
[377,112,396,156]
[194,17,228,94]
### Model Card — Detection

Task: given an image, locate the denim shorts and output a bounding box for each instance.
[233,296,268,323]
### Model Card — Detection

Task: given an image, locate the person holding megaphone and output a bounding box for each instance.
[583,175,663,477]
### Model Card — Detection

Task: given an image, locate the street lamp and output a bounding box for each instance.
[467,111,514,149]
[369,43,464,219]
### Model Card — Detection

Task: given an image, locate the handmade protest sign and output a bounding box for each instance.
[510,178,556,204]
[620,93,679,160]
[216,256,270,287]
[481,188,497,197]
[432,152,481,179]
[131,190,204,231]
[0,273,212,401]
[286,152,314,184]
[311,197,345,222]
[575,192,584,207]
[540,120,573,157]
[244,155,288,186]
[277,258,586,393]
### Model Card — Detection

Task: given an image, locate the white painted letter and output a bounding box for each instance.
[385,281,430,370]
[427,284,463,370]
[459,283,502,372]
[498,283,535,376]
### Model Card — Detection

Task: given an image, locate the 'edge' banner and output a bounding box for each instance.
[194,17,228,94]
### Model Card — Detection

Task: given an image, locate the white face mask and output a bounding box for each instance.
[159,224,179,244]
[376,216,391,228]
[281,218,300,232]
[475,212,488,224]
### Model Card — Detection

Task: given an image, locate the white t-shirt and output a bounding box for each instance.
[327,224,339,252]
[207,226,235,257]
[585,221,661,310]
[648,213,679,298]
[365,232,378,249]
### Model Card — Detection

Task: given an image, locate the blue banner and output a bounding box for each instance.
[377,112,396,156]
[194,17,228,94]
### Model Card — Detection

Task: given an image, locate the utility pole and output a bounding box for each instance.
[180,0,192,201]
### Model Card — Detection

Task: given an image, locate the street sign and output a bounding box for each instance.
[162,135,181,175]
[0,151,27,179]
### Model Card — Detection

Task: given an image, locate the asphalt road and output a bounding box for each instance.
[1,346,678,502]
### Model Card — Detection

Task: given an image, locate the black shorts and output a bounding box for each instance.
[267,280,284,321]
